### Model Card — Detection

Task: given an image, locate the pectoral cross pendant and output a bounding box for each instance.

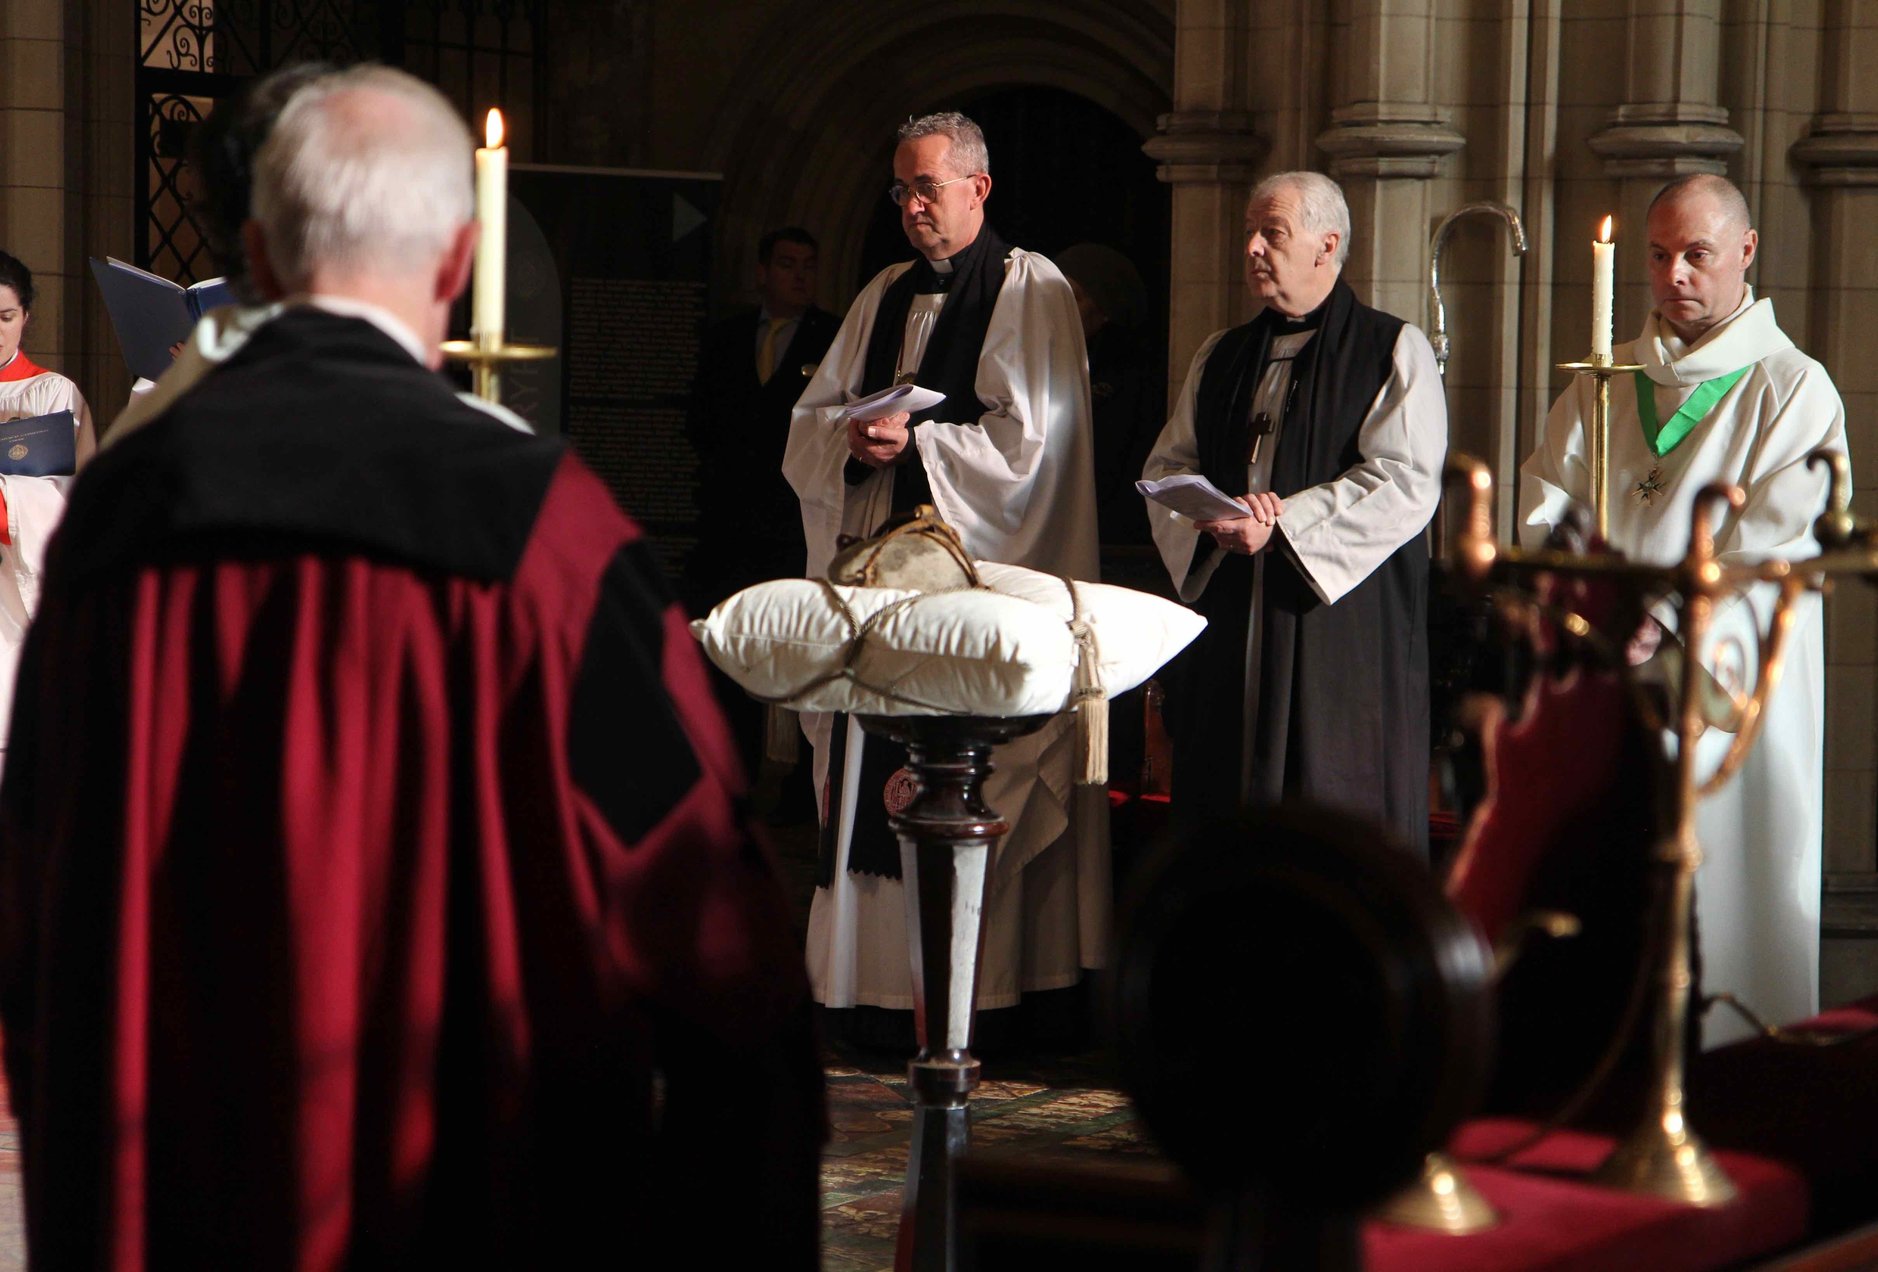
[1634,467,1666,504]
[1248,411,1275,465]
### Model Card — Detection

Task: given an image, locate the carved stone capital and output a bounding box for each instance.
[1791,114,1878,187]
[1143,110,1269,185]
[1588,109,1743,178]
[1315,105,1465,179]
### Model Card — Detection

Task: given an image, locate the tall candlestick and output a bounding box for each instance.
[473,108,507,352]
[1592,214,1615,363]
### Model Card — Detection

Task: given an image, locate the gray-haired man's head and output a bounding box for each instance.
[892,112,993,263]
[1243,170,1350,318]
[250,65,475,290]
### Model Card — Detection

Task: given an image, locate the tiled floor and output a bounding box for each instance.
[764,812,1161,1267]
[0,1097,19,1270]
[819,1045,1155,1271]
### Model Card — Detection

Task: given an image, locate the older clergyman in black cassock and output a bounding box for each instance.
[1143,170,1447,854]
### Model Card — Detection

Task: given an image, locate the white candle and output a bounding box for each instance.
[473,108,507,351]
[1592,214,1614,362]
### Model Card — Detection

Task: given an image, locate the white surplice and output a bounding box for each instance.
[783,247,1107,1012]
[1519,290,1847,1045]
[0,360,95,763]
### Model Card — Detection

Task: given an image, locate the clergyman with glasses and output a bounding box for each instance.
[783,110,1105,1048]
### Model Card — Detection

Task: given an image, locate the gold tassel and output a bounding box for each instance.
[1067,579,1108,785]
[765,703,800,765]
[1077,689,1109,786]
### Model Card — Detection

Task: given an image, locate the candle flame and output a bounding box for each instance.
[1599,214,1613,242]
[485,108,505,150]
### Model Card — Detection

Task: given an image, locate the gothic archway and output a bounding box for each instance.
[697,0,1173,313]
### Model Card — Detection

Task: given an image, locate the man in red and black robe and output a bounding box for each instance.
[0,65,822,1269]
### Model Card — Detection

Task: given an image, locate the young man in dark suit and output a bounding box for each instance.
[685,226,839,611]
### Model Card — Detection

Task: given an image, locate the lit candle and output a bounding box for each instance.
[1592,214,1614,362]
[473,108,507,351]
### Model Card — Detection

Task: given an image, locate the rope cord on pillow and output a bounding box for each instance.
[740,573,1111,786]
[745,580,989,715]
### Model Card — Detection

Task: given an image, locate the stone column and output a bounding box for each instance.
[0,0,73,370]
[70,0,137,412]
[1,0,135,411]
[1588,0,1744,337]
[1144,0,1267,397]
[1589,1,1744,179]
[1792,0,1878,997]
[1314,0,1464,323]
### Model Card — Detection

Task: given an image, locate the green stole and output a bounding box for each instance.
[1633,366,1751,457]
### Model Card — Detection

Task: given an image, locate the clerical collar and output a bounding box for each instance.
[912,230,986,294]
[1273,294,1331,331]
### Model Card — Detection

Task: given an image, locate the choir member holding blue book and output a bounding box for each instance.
[0,250,92,773]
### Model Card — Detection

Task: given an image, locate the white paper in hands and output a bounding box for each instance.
[846,383,946,421]
[1136,473,1250,522]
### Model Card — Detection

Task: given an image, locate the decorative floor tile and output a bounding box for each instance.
[814,1043,1159,1269]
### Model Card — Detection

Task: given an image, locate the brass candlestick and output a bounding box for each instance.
[1557,354,1645,541]
[1445,450,1873,1208]
[440,337,557,404]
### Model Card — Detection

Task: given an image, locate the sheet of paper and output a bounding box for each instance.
[846,383,945,421]
[1136,473,1250,522]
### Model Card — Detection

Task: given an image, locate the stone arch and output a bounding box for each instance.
[700,0,1173,308]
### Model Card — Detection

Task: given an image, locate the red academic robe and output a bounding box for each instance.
[0,309,824,1268]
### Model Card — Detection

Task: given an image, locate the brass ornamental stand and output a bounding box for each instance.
[1557,354,1644,540]
[440,337,557,404]
[1379,1152,1498,1233]
[1445,450,1872,1208]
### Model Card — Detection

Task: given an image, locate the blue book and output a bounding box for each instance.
[0,410,76,477]
[89,257,235,383]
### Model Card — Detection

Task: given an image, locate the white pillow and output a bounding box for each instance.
[973,562,1206,699]
[690,568,1205,719]
[690,579,1074,716]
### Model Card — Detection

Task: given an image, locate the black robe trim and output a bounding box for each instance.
[843,226,1012,516]
[821,227,1014,884]
[1171,277,1431,856]
[61,308,562,585]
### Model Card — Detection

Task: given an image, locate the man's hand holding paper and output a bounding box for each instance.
[1197,491,1285,555]
[847,408,911,467]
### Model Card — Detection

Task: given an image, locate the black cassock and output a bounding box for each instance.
[1169,279,1432,856]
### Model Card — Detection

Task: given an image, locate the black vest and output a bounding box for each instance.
[1194,278,1400,506]
[849,227,1011,514]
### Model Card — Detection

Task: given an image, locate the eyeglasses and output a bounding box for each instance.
[888,174,977,206]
